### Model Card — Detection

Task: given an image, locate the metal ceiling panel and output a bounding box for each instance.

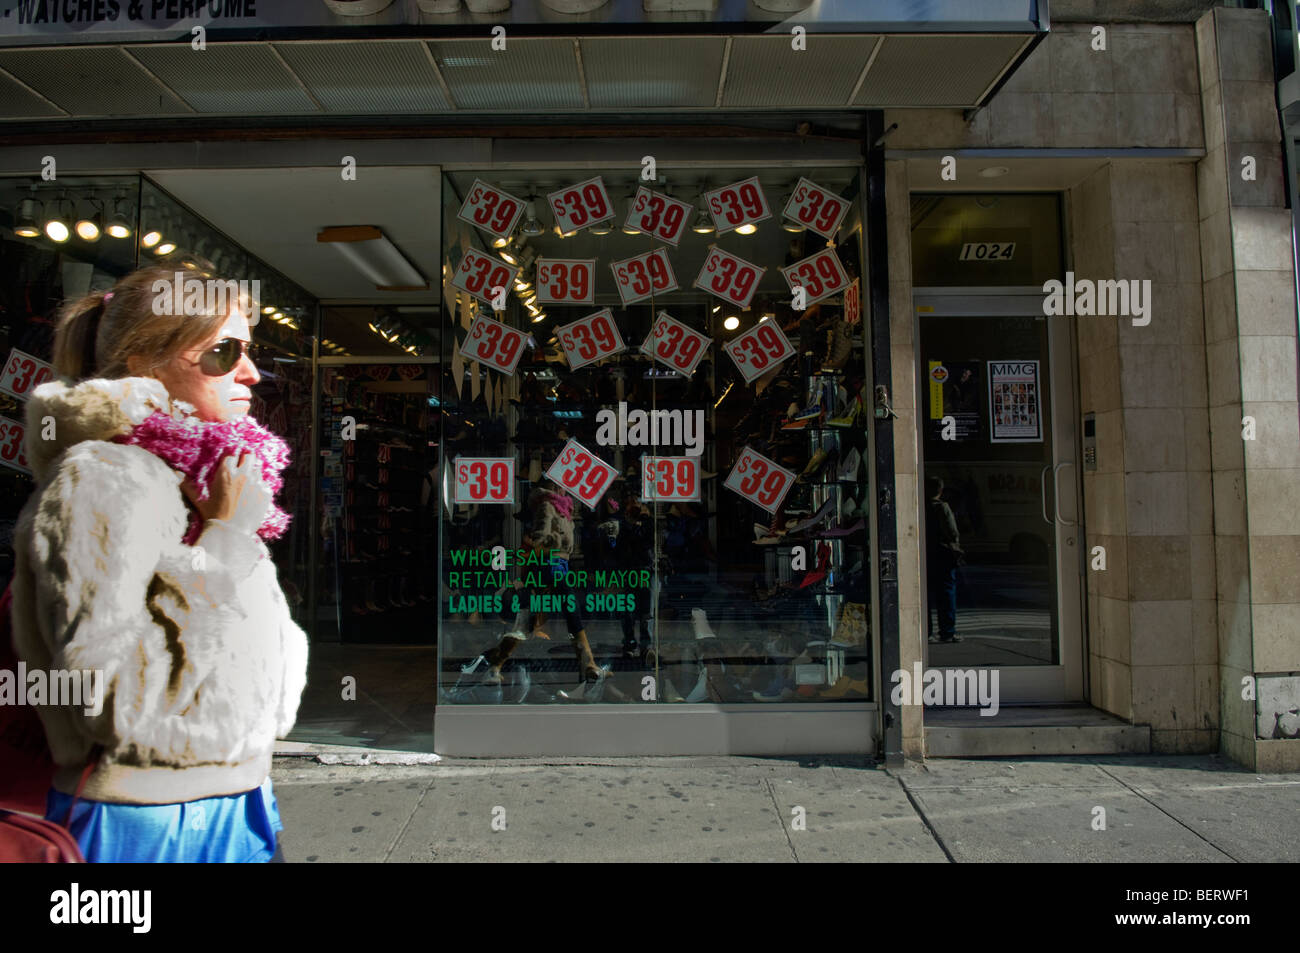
[275,41,452,114]
[722,35,877,109]
[0,69,63,119]
[127,44,318,115]
[0,47,188,116]
[428,38,583,111]
[854,34,1029,106]
[580,37,724,109]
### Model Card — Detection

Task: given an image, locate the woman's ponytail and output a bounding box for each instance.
[52,290,111,381]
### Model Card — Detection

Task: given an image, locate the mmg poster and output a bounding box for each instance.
[988,359,1042,443]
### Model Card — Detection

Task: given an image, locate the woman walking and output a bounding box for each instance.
[9,265,308,862]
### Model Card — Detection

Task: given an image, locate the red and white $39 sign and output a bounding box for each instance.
[0,416,30,475]
[724,447,795,515]
[641,456,700,503]
[454,457,516,505]
[625,187,693,246]
[457,179,525,240]
[452,248,520,308]
[556,308,626,371]
[780,247,848,307]
[722,320,796,384]
[610,247,678,306]
[545,439,619,510]
[844,277,861,326]
[782,177,849,240]
[0,348,54,402]
[536,258,596,305]
[704,176,771,235]
[548,176,614,235]
[640,311,712,378]
[461,314,529,375]
[694,245,765,309]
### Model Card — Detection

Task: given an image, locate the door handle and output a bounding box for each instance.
[1039,464,1052,526]
[1054,461,1077,527]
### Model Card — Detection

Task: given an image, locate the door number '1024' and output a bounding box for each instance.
[958,242,1015,261]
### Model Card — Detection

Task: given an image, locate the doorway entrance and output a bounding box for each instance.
[915,290,1084,703]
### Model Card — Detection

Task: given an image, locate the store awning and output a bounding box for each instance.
[0,1,1045,121]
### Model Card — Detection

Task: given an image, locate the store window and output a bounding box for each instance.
[0,174,141,585]
[437,167,872,706]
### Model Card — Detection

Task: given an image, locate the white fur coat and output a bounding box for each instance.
[10,376,308,804]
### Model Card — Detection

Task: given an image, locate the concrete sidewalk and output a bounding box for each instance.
[270,753,1300,863]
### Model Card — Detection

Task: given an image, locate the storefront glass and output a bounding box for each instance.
[437,167,873,705]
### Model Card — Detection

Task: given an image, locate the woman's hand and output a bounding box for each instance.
[181,452,270,532]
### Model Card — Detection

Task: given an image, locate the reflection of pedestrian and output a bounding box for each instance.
[925,476,963,644]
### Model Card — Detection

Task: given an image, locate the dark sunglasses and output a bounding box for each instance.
[196,338,252,376]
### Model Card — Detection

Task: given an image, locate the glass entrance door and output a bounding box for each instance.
[915,291,1083,702]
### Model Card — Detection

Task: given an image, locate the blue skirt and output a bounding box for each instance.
[46,776,283,863]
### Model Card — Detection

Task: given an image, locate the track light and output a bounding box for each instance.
[519,200,544,237]
[155,241,176,255]
[141,229,162,249]
[106,195,132,239]
[736,223,757,236]
[44,197,72,243]
[692,208,715,234]
[14,196,40,238]
[75,200,103,242]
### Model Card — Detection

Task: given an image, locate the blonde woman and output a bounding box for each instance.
[9,265,308,862]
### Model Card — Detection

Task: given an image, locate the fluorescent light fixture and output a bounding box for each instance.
[317,225,428,291]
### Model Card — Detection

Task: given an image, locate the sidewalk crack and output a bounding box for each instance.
[1093,765,1243,862]
[764,778,799,863]
[384,776,436,863]
[892,773,956,863]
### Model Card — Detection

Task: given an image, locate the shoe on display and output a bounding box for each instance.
[797,447,829,483]
[691,608,717,640]
[827,397,861,428]
[837,446,861,482]
[784,496,836,535]
[820,676,869,699]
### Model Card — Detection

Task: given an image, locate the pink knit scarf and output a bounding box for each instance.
[114,410,292,545]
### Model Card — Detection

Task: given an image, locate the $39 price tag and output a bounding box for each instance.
[454,457,516,504]
[641,456,700,503]
[452,248,520,308]
[640,310,712,378]
[545,439,618,510]
[0,348,54,402]
[723,447,795,515]
[780,247,848,308]
[536,258,596,305]
[548,176,614,235]
[625,186,693,246]
[556,308,626,370]
[610,247,678,306]
[461,314,529,376]
[457,179,526,240]
[694,245,765,309]
[704,176,771,235]
[781,177,849,240]
[722,320,796,384]
[0,416,30,475]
